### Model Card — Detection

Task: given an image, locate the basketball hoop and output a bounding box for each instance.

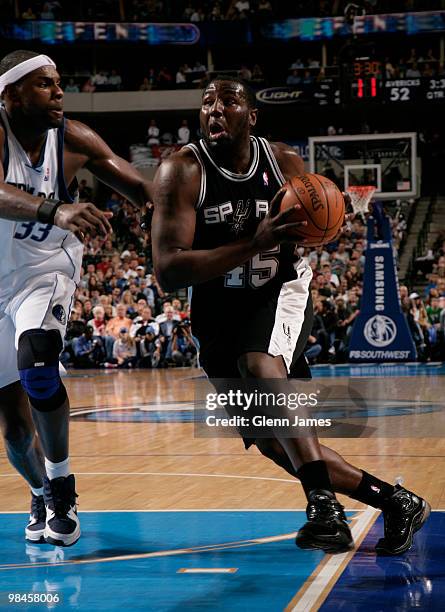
[347,185,376,215]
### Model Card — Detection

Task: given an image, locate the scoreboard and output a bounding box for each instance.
[384,78,445,103]
[350,75,445,103]
[347,56,445,103]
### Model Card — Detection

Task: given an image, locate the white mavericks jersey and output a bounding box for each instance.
[0,105,83,305]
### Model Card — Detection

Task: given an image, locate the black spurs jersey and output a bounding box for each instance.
[186,136,300,326]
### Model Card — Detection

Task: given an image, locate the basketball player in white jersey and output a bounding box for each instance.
[0,50,152,546]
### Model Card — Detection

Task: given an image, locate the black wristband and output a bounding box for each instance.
[36,198,64,224]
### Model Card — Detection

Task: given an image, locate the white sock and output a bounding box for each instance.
[45,457,70,480]
[30,486,44,497]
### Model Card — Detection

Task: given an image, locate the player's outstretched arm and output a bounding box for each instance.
[64,119,152,207]
[0,126,111,237]
[152,153,306,291]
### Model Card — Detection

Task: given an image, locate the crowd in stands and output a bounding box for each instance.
[409,233,445,361]
[62,187,197,369]
[58,39,443,95]
[10,0,439,23]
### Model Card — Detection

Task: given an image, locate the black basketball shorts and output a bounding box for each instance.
[194,265,314,380]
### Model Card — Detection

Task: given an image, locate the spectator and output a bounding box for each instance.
[209,2,223,20]
[22,7,37,19]
[65,78,80,93]
[302,69,314,84]
[156,302,181,324]
[304,333,322,364]
[91,71,109,87]
[190,7,205,21]
[171,322,197,366]
[139,77,151,91]
[105,303,133,341]
[130,305,159,337]
[251,64,265,84]
[192,60,207,74]
[258,0,273,18]
[73,327,105,368]
[82,78,96,93]
[40,2,55,19]
[159,306,180,362]
[176,66,187,86]
[290,58,305,69]
[308,57,320,68]
[147,119,160,145]
[157,66,173,88]
[235,0,250,18]
[138,325,161,368]
[108,69,122,90]
[238,65,252,81]
[112,328,137,368]
[406,62,421,78]
[177,119,190,145]
[287,69,301,86]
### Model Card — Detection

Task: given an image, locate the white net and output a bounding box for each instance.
[347,185,376,215]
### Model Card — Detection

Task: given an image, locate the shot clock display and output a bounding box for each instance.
[351,58,382,100]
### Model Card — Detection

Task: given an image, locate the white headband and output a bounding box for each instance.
[0,54,56,95]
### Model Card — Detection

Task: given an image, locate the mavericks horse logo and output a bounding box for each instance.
[364,315,397,347]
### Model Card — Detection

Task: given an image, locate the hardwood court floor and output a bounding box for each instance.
[1,366,445,512]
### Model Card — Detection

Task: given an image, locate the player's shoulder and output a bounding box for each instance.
[63,118,96,147]
[268,140,305,176]
[156,145,202,182]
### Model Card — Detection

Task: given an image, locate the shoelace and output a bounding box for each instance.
[45,481,76,518]
[31,496,46,522]
[307,498,346,523]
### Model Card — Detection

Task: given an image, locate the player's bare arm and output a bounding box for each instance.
[152,151,305,291]
[270,141,305,180]
[64,119,153,207]
[0,123,112,237]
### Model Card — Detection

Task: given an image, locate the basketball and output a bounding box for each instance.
[280,173,345,246]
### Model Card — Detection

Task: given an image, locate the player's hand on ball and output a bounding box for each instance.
[252,188,307,251]
[54,202,113,241]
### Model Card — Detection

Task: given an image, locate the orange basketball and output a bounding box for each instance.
[280,173,345,246]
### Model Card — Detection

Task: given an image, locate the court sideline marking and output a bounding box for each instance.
[0,471,297,484]
[285,506,378,611]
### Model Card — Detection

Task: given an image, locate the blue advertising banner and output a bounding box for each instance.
[349,206,416,362]
[0,21,200,45]
[260,11,445,42]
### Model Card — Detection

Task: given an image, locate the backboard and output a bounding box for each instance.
[308,133,417,199]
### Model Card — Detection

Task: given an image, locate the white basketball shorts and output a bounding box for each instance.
[0,273,75,389]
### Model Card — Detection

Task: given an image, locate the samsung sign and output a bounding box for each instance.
[349,211,416,362]
[256,87,304,104]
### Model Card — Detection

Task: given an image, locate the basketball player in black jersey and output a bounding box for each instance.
[152,77,429,555]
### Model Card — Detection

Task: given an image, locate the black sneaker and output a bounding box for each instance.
[43,475,81,547]
[375,485,430,555]
[25,493,46,543]
[296,489,354,554]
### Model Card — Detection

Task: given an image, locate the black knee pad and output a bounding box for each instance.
[18,329,67,411]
